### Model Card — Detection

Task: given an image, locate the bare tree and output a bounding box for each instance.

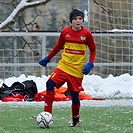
[0,0,84,78]
[0,0,52,30]
[0,0,69,65]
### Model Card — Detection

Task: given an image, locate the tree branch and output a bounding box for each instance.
[0,0,51,29]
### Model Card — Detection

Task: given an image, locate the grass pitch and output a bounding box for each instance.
[0,101,132,133]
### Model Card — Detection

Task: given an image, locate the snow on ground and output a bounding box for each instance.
[1,73,132,99]
[0,73,132,107]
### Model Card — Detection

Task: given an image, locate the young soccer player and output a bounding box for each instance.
[39,8,96,127]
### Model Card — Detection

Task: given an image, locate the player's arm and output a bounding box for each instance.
[88,34,96,63]
[48,33,65,59]
[39,32,65,67]
[82,32,96,75]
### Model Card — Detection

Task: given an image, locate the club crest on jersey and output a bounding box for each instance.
[80,36,86,41]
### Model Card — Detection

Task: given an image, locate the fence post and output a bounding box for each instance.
[41,35,46,75]
[131,2,133,75]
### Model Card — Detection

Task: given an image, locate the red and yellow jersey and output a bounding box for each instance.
[48,26,96,78]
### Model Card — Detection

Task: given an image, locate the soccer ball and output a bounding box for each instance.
[36,111,53,128]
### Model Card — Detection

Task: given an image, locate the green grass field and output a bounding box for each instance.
[0,102,132,133]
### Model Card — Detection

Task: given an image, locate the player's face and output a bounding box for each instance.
[71,16,83,31]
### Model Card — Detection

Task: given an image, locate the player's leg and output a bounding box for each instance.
[70,91,80,127]
[44,79,56,113]
[32,79,56,121]
[44,68,67,114]
[67,75,83,127]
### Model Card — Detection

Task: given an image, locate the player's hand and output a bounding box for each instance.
[39,56,50,67]
[82,62,94,75]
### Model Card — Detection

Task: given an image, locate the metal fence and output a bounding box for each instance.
[0,32,132,79]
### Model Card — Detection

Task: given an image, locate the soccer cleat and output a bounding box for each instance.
[31,115,37,121]
[70,120,80,127]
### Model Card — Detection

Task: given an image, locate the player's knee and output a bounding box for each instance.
[46,79,56,91]
[71,91,80,104]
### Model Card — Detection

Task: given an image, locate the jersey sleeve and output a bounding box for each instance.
[48,32,65,59]
[87,32,96,63]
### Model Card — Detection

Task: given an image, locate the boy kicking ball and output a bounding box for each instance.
[39,8,96,127]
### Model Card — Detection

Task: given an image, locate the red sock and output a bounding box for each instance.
[72,104,80,121]
[44,91,54,114]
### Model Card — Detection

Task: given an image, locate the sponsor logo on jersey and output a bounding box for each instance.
[65,48,85,55]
